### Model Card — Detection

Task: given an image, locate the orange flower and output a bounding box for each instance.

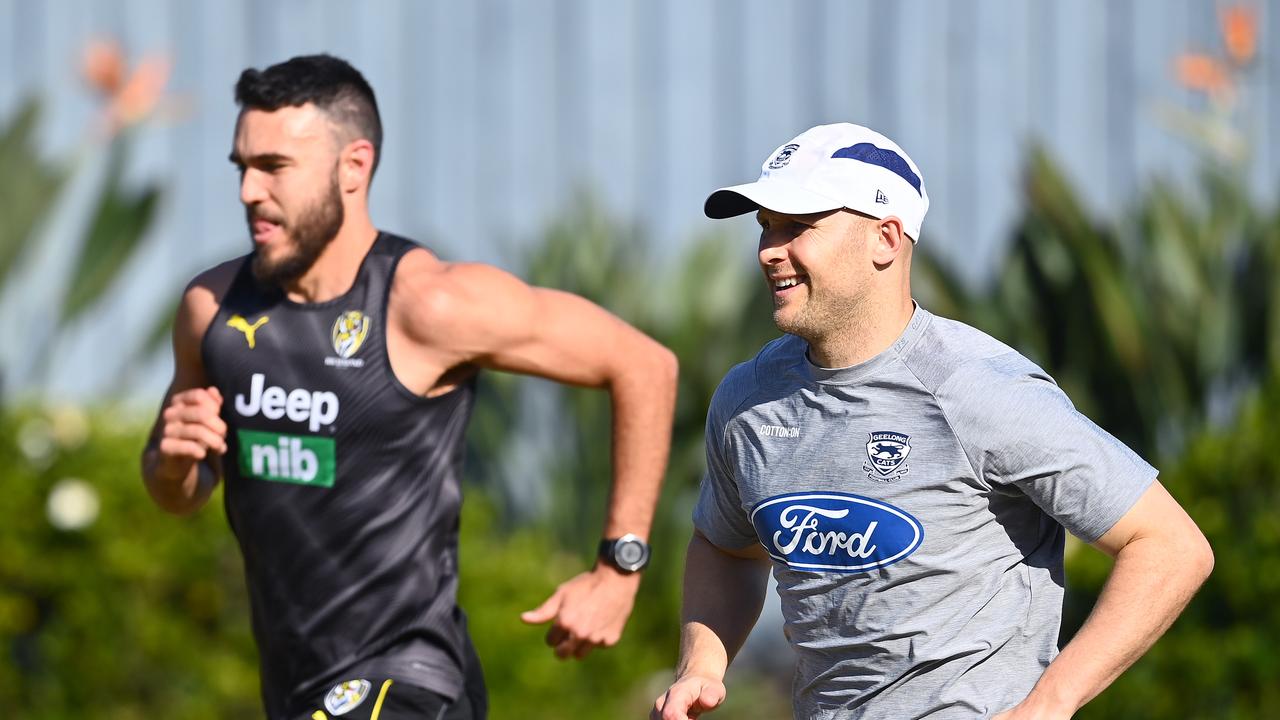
[1176,53,1229,94]
[81,38,124,96]
[108,55,171,129]
[1220,5,1258,66]
[79,38,172,133]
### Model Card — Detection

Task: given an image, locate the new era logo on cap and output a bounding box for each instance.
[704,123,929,242]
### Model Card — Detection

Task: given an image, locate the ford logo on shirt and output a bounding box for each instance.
[750,492,923,572]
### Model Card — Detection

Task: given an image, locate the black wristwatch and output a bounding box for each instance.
[598,534,651,573]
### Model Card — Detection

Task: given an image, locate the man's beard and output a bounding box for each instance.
[250,171,344,287]
[774,286,868,351]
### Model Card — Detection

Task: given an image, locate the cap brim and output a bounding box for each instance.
[704,180,843,219]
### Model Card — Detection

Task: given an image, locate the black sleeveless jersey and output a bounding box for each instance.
[202,233,476,718]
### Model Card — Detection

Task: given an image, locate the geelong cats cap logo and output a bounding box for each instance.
[767,143,801,169]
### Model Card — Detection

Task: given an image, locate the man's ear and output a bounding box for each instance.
[870,216,908,265]
[339,139,375,193]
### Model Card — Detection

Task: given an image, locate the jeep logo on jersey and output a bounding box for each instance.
[864,430,911,481]
[750,492,923,572]
[331,310,370,359]
[233,373,339,432]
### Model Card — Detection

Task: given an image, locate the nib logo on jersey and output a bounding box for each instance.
[750,492,923,573]
[233,373,339,487]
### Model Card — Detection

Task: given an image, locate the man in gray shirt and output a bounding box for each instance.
[652,123,1213,719]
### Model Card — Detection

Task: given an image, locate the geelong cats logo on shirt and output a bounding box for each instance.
[864,430,911,482]
[750,492,923,572]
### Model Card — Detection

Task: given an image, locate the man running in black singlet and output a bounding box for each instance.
[141,55,678,720]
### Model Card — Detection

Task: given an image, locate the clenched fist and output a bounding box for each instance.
[144,386,227,514]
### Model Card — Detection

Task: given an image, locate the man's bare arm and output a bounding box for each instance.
[394,257,679,658]
[141,267,234,515]
[994,481,1213,719]
[653,531,772,720]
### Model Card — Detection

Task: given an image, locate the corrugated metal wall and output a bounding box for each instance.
[0,0,1275,398]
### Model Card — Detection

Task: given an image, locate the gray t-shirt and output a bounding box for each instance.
[694,305,1155,719]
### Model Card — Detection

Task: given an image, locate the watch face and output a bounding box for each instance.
[617,541,645,566]
[603,535,650,572]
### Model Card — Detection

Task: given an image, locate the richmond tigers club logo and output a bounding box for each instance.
[331,310,370,359]
[324,679,371,715]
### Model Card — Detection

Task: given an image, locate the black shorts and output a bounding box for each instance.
[296,637,488,720]
[299,678,477,720]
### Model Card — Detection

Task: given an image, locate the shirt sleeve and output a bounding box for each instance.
[692,367,760,551]
[939,352,1157,543]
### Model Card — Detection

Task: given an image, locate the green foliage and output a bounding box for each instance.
[1066,374,1280,718]
[0,407,259,720]
[0,100,68,288]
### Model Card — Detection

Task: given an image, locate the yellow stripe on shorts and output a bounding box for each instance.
[369,678,394,720]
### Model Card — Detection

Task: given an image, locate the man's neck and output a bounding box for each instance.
[282,217,379,303]
[806,295,915,369]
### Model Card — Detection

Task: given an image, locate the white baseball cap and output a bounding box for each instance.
[704,123,929,241]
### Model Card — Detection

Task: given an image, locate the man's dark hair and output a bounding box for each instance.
[235,54,383,177]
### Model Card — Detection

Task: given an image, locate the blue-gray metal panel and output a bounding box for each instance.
[1261,0,1277,198]
[0,0,1275,398]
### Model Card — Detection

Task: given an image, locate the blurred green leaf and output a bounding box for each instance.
[58,137,161,327]
[0,99,68,288]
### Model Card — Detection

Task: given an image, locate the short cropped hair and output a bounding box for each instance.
[234,54,383,176]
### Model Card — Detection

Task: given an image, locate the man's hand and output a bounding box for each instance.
[652,674,727,720]
[143,386,227,515]
[157,387,228,476]
[519,565,641,659]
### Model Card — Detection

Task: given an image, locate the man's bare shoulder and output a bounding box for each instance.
[391,250,532,342]
[186,257,243,296]
[178,257,246,340]
[393,249,520,300]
